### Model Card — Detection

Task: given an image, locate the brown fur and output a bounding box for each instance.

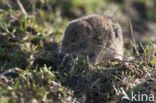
[62,14,124,63]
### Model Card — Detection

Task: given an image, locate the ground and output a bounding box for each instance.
[0,0,155,103]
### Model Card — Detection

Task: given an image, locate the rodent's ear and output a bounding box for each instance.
[86,26,91,35]
[113,25,119,38]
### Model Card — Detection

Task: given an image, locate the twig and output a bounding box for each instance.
[102,67,120,71]
[112,7,120,18]
[95,38,108,64]
[61,54,69,67]
[0,68,17,76]
[32,0,36,13]
[98,45,133,62]
[129,20,140,56]
[16,0,28,17]
[129,20,136,45]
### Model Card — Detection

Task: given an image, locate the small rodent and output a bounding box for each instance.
[62,14,124,63]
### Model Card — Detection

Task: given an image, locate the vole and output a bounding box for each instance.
[62,14,124,63]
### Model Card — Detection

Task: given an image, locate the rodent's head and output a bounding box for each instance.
[62,20,92,56]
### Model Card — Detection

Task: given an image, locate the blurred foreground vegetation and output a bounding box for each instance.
[0,0,155,103]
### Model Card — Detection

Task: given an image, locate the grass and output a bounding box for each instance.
[0,0,155,103]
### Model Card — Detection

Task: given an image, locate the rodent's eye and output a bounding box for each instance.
[71,40,76,43]
[113,25,119,38]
